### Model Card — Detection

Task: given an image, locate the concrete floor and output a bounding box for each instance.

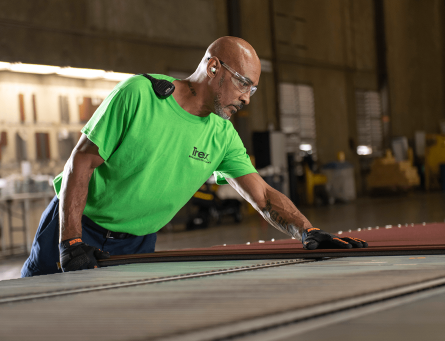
[1,191,444,281]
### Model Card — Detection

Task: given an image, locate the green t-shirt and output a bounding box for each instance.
[53,74,257,235]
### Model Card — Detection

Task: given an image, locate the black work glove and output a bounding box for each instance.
[302,228,368,250]
[59,238,110,272]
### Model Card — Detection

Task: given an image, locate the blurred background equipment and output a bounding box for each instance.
[367,148,420,191]
[321,151,356,203]
[252,131,289,196]
[391,136,409,162]
[425,134,445,191]
[0,159,54,256]
[186,182,243,230]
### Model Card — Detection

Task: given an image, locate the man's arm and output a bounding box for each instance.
[59,134,104,243]
[227,173,311,240]
[227,173,368,249]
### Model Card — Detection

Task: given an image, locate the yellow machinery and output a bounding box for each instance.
[367,149,420,190]
[304,164,328,205]
[425,134,445,190]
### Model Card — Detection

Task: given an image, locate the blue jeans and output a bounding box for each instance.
[21,195,157,277]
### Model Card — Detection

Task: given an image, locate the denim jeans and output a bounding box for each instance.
[21,195,157,277]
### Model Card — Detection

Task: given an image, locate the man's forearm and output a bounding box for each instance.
[227,174,312,240]
[228,173,366,249]
[58,155,94,243]
[256,187,312,241]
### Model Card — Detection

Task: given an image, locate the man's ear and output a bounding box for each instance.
[206,58,219,78]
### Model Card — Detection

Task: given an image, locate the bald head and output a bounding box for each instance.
[205,36,261,73]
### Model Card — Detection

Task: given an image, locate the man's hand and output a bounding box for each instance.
[302,228,368,250]
[59,238,110,272]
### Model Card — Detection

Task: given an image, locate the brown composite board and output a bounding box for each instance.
[99,222,445,266]
[100,248,445,266]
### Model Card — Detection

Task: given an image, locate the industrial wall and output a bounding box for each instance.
[384,0,445,138]
[240,0,379,165]
[0,0,227,74]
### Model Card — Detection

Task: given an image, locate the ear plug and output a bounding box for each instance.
[210,67,216,73]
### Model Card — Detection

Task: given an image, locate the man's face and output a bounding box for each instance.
[213,60,260,120]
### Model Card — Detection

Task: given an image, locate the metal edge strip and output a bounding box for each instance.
[0,259,313,304]
[230,285,445,341]
[156,276,445,341]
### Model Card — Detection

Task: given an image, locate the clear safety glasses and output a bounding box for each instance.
[213,58,258,96]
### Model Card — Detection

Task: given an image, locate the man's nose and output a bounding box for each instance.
[240,91,251,106]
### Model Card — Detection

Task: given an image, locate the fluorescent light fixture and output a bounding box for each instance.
[102,71,133,81]
[9,62,60,74]
[0,62,11,70]
[57,67,106,79]
[299,144,313,151]
[1,61,129,81]
[357,145,373,155]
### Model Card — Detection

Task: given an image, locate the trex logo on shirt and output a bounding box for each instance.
[189,146,211,164]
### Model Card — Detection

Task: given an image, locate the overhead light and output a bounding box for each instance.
[0,61,129,81]
[102,71,133,81]
[299,144,313,151]
[9,62,60,74]
[357,145,372,155]
[57,67,106,79]
[0,62,11,70]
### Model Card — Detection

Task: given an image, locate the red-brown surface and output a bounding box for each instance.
[203,222,445,250]
[103,223,445,264]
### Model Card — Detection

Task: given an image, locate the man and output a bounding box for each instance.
[21,37,367,277]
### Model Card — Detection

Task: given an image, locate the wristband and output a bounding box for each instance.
[59,237,83,251]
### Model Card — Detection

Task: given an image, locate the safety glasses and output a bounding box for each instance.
[211,57,257,96]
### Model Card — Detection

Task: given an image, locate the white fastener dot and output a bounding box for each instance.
[259,240,265,243]
[385,225,392,229]
[398,224,401,228]
[368,227,372,230]
[338,231,343,235]
[246,242,250,245]
[422,222,426,226]
[348,229,352,232]
[271,238,275,242]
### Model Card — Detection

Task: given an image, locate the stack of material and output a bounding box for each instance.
[367,149,420,190]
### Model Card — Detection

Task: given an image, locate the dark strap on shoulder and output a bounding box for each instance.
[139,73,175,98]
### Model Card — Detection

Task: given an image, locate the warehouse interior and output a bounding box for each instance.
[0,1,445,340]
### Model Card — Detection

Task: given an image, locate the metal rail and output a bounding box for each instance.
[0,259,313,305]
[231,283,445,341]
[159,275,445,341]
